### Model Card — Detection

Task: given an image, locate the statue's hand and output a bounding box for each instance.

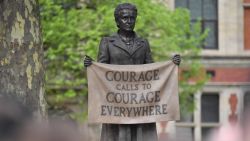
[172,54,181,66]
[84,55,93,67]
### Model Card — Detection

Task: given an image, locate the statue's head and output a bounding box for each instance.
[114,3,137,31]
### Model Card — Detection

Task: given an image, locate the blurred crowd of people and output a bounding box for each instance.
[1,94,250,141]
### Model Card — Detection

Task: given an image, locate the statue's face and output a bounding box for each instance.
[116,9,136,31]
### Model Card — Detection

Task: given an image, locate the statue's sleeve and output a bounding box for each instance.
[97,37,110,63]
[144,39,154,64]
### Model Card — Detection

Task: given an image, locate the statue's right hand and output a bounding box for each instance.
[84,55,93,67]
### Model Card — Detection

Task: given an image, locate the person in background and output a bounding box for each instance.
[0,95,31,141]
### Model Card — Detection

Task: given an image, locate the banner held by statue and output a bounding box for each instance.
[87,61,180,124]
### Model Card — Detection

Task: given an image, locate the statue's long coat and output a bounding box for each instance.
[97,33,158,141]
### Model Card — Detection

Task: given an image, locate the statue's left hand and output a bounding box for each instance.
[172,54,181,66]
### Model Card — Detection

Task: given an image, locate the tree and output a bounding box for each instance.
[0,0,46,119]
[40,0,208,119]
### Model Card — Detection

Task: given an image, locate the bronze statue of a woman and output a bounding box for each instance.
[84,3,180,141]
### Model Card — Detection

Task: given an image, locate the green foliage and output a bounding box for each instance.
[40,0,208,119]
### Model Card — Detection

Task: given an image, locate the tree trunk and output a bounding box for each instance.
[0,0,46,119]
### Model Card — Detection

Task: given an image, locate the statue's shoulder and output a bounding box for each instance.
[134,34,149,46]
[100,33,118,42]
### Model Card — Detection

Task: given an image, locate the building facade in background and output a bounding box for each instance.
[157,0,250,141]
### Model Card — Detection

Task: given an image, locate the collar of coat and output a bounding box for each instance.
[107,33,146,56]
